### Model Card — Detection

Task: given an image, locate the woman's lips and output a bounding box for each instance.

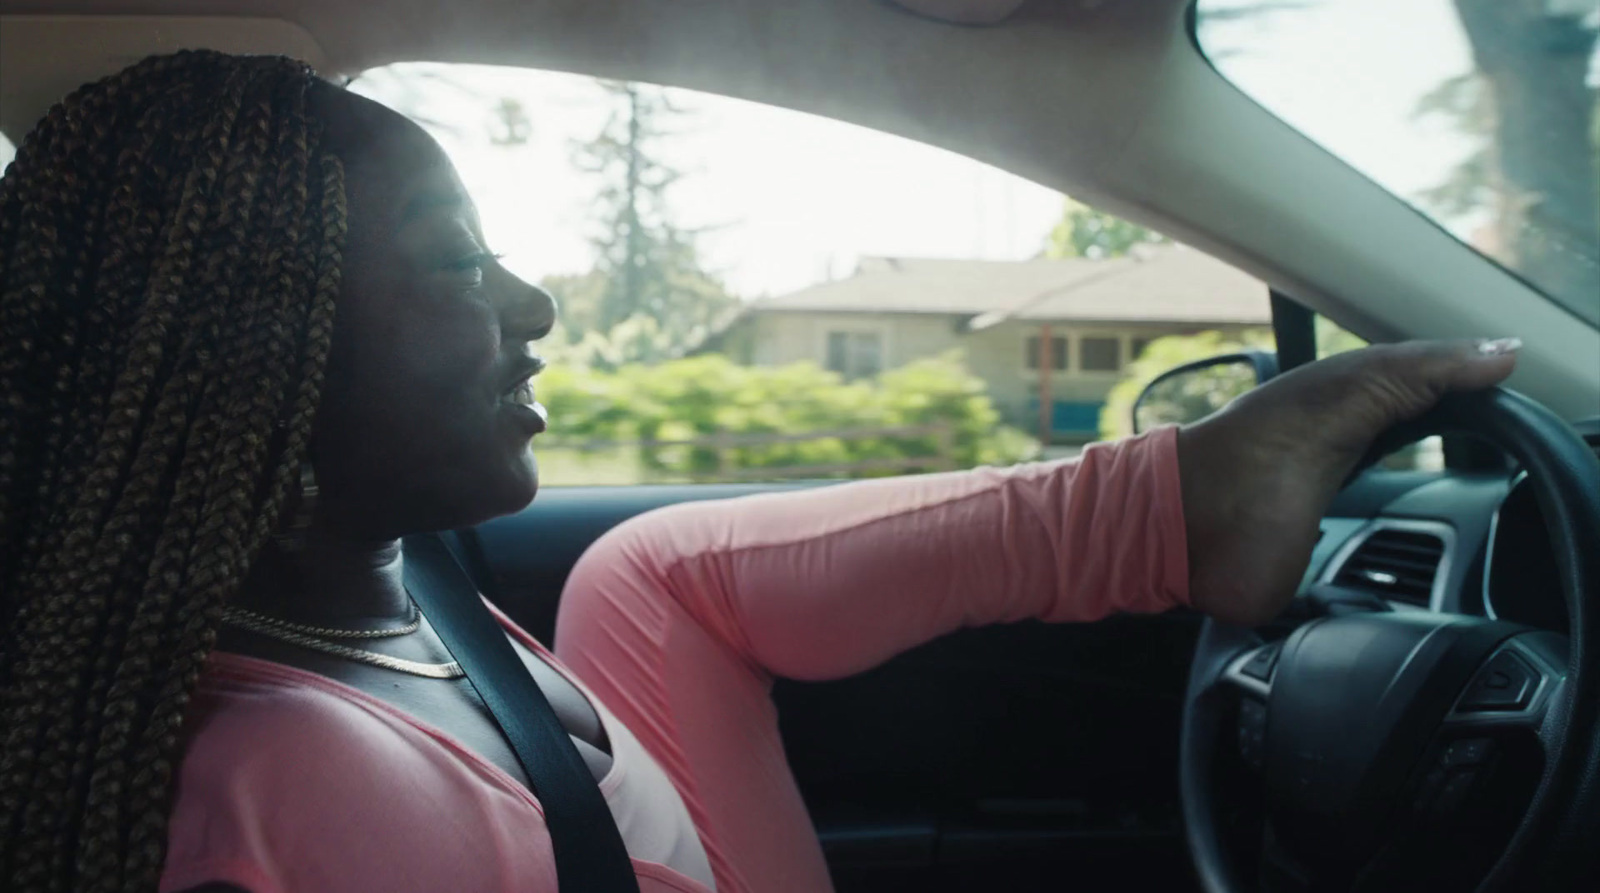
[506,379,535,405]
[501,399,547,434]
[498,380,547,434]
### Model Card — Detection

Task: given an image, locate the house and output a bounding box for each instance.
[699,245,1271,443]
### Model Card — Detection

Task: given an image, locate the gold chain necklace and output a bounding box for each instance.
[220,604,422,639]
[220,606,464,680]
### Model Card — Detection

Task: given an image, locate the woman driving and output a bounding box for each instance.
[0,52,1518,893]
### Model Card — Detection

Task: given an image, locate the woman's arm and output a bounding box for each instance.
[551,426,1185,890]
[560,426,1186,682]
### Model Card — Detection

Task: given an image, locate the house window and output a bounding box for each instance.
[1025,335,1068,371]
[826,331,883,378]
[1080,336,1122,372]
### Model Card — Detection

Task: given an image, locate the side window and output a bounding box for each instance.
[1079,336,1122,373]
[1316,316,1367,358]
[352,65,1272,482]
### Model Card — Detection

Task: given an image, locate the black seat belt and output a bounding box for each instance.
[402,532,640,893]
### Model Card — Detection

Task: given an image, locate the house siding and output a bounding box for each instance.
[717,311,1258,442]
[742,311,959,370]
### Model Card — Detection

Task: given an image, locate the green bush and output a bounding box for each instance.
[538,352,1036,481]
[1098,322,1368,440]
[1099,330,1274,440]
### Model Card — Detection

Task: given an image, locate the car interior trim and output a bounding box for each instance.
[1480,471,1528,624]
[1317,517,1458,614]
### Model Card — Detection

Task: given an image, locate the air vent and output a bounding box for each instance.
[1333,527,1447,606]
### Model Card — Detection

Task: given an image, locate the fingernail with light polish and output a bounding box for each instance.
[1477,337,1522,356]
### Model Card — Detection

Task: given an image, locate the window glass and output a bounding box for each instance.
[1100,329,1274,441]
[1316,316,1367,358]
[350,64,1272,482]
[1079,337,1121,372]
[827,331,883,379]
[1025,335,1068,371]
[1195,0,1600,324]
[0,133,13,175]
[825,332,850,376]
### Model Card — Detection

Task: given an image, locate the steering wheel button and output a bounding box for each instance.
[1239,701,1267,733]
[1412,766,1449,813]
[1432,770,1478,815]
[1236,698,1268,769]
[1240,641,1282,682]
[1443,738,1495,767]
[1458,652,1536,712]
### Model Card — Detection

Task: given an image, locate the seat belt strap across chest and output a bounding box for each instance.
[402,532,640,893]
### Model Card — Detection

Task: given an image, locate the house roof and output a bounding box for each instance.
[738,245,1271,326]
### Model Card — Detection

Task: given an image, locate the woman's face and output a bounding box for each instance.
[308,85,556,539]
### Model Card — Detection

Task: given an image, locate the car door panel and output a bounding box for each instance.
[781,615,1200,891]
[470,484,1201,892]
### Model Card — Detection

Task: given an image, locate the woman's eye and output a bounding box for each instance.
[443,251,503,281]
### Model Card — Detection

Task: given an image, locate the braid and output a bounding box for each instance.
[0,51,347,891]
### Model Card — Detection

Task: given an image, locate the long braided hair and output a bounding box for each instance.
[0,50,347,890]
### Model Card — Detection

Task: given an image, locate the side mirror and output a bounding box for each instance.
[1132,350,1279,434]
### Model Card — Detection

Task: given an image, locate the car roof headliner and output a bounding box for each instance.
[1,0,1165,188]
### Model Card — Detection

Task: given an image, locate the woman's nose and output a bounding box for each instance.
[496,274,558,343]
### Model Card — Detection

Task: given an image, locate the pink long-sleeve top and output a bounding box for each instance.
[159,427,1190,893]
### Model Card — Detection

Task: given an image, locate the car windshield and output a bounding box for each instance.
[1195,0,1600,325]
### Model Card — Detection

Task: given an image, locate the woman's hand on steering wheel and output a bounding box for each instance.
[1176,338,1519,626]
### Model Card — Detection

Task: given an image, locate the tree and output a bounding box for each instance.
[537,270,607,347]
[552,81,737,365]
[487,97,533,146]
[1042,198,1168,260]
[1415,2,1599,307]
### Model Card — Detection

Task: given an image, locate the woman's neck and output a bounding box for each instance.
[234,526,413,626]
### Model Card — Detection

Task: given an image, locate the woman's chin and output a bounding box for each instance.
[494,409,543,502]
[435,446,539,531]
[500,446,541,511]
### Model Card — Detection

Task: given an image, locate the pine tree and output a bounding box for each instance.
[554,81,736,364]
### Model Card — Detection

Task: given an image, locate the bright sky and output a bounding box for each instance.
[347,65,1065,298]
[5,0,1577,301]
[1197,0,1482,229]
[338,0,1512,301]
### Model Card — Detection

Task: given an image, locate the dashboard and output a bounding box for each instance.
[1304,419,1600,634]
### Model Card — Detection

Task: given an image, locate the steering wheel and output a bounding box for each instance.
[1180,388,1600,892]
